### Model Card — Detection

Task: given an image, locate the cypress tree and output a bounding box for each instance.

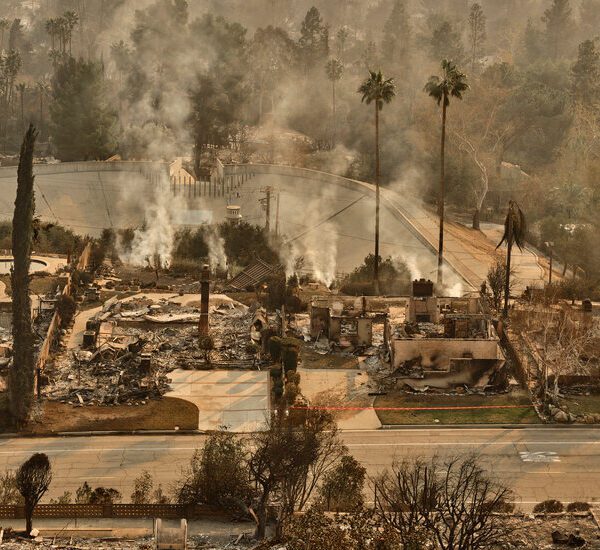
[9,124,37,427]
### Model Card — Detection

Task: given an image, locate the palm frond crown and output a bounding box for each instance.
[497,200,526,251]
[358,69,396,110]
[424,59,469,107]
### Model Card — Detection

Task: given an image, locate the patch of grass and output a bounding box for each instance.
[559,394,600,417]
[0,274,60,297]
[22,397,198,433]
[300,345,359,369]
[374,389,540,425]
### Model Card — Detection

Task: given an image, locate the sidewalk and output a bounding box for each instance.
[0,518,253,538]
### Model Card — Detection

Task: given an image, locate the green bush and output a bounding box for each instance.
[566,501,590,512]
[492,500,516,513]
[281,337,301,350]
[269,336,282,362]
[169,258,203,276]
[56,294,77,328]
[286,371,301,386]
[285,382,299,404]
[533,499,564,514]
[281,337,301,372]
[270,366,282,379]
[340,254,411,296]
[282,347,298,373]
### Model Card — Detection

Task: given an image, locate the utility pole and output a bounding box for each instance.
[259,186,273,232]
[545,241,554,285]
[199,264,210,336]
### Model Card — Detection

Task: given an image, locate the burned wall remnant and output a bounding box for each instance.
[309,298,374,348]
[384,283,504,389]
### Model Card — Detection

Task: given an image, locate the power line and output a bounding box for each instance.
[35,183,60,225]
[97,172,114,229]
[285,195,366,244]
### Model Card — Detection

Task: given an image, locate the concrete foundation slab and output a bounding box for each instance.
[167,369,269,432]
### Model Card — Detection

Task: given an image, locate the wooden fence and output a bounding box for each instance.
[0,503,227,520]
[169,171,253,198]
[34,242,93,395]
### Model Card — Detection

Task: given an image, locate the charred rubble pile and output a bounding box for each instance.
[42,293,264,406]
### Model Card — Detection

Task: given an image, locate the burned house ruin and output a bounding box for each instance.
[310,297,374,348]
[384,280,505,390]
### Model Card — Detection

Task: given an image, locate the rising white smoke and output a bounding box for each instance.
[205,225,227,270]
[117,176,186,268]
[279,197,339,287]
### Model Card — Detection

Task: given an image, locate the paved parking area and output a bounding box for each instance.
[166,370,269,432]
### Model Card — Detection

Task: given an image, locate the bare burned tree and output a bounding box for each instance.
[16,453,52,535]
[374,454,514,550]
[515,306,599,401]
[248,408,346,540]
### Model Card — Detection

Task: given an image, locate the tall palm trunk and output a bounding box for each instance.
[437,100,447,287]
[374,102,380,295]
[331,79,336,147]
[9,125,37,427]
[39,93,43,138]
[503,220,513,318]
[20,90,24,131]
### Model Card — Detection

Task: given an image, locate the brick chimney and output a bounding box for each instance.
[199,264,210,335]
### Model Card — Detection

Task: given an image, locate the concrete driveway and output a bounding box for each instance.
[167,369,269,432]
[299,367,381,430]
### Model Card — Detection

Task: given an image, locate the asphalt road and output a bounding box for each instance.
[1,428,598,507]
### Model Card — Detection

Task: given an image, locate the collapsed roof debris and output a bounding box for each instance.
[42,293,263,406]
[224,258,276,292]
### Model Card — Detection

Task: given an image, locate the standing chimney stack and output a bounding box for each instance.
[199,264,210,335]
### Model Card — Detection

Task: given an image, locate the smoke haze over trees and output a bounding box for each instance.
[1,0,600,290]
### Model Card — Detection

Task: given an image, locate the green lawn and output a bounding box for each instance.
[374,390,540,425]
[559,394,600,417]
[0,274,61,297]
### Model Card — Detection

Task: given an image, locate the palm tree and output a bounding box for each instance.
[0,18,9,51]
[325,58,344,147]
[496,200,526,318]
[424,59,469,288]
[16,82,27,131]
[63,11,79,56]
[358,70,395,294]
[36,80,49,139]
[45,18,57,51]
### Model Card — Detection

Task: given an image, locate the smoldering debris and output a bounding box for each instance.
[42,293,264,406]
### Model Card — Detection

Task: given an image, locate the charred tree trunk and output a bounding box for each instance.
[255,488,270,539]
[25,502,34,535]
[8,124,37,427]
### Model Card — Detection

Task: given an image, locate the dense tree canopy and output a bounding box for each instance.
[2,0,600,292]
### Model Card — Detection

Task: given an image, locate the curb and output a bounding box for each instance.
[0,429,208,439]
[2,424,600,439]
[380,423,600,430]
